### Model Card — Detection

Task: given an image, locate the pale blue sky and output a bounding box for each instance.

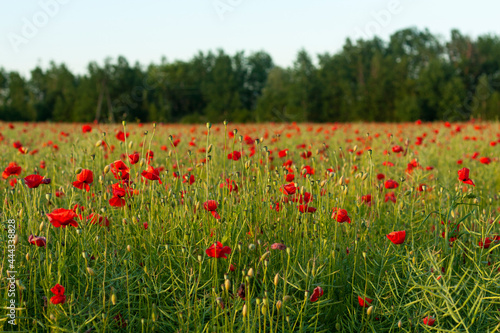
[0,0,498,76]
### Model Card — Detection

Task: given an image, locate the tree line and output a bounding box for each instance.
[1,28,499,123]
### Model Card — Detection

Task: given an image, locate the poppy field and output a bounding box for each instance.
[1,120,500,332]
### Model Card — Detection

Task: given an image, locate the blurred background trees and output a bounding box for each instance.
[1,28,499,123]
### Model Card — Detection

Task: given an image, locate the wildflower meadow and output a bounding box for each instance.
[1,120,500,332]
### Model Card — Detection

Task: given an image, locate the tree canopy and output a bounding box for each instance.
[1,28,499,123]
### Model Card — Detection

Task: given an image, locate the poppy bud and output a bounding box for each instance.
[224,279,231,291]
[127,245,131,252]
[207,144,213,153]
[95,140,103,147]
[335,323,340,330]
[248,244,255,251]
[338,176,344,186]
[367,306,373,316]
[111,293,117,305]
[261,304,267,315]
[86,267,96,276]
[398,320,402,328]
[362,173,368,181]
[274,273,279,286]
[13,234,18,246]
[26,253,30,261]
[206,122,211,129]
[260,251,270,262]
[45,193,51,201]
[247,268,254,278]
[276,300,282,311]
[304,291,309,299]
[242,304,247,317]
[152,303,157,322]
[139,159,145,167]
[103,165,110,174]
[128,141,133,149]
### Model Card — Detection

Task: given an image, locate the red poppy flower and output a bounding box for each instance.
[128,152,140,164]
[24,174,49,188]
[479,157,492,165]
[220,178,238,192]
[271,243,287,250]
[384,179,399,189]
[392,145,404,153]
[203,200,220,219]
[46,208,78,228]
[141,166,162,184]
[110,160,130,180]
[206,241,231,259]
[358,296,372,308]
[386,230,406,244]
[116,131,129,142]
[376,173,385,180]
[183,174,195,185]
[50,283,66,305]
[361,194,372,205]
[28,235,46,247]
[73,169,94,192]
[2,162,22,179]
[82,125,92,133]
[422,316,435,326]
[300,151,312,159]
[278,149,288,158]
[87,213,110,227]
[332,208,351,223]
[281,183,297,195]
[479,237,492,249]
[457,168,475,186]
[285,173,295,182]
[109,183,129,207]
[310,286,324,302]
[385,192,396,203]
[298,205,317,213]
[301,165,315,177]
[228,151,241,161]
